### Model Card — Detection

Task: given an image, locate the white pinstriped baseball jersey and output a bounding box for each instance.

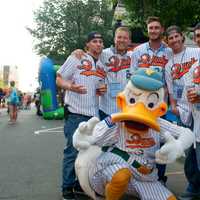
[165,47,200,125]
[189,64,200,142]
[88,117,186,199]
[99,47,133,115]
[57,54,106,117]
[131,42,172,81]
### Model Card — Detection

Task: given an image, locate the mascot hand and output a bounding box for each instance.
[155,131,184,164]
[73,117,100,151]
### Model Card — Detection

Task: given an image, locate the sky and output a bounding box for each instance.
[0,0,44,92]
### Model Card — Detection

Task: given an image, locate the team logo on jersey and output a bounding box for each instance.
[106,55,131,72]
[138,54,151,67]
[77,59,106,78]
[138,54,168,68]
[125,133,156,149]
[193,65,200,84]
[151,55,168,67]
[171,58,197,80]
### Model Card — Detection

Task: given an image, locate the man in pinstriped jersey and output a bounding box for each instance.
[56,31,107,200]
[98,26,133,120]
[72,26,133,120]
[165,25,200,127]
[164,25,200,200]
[130,16,172,185]
[131,16,171,82]
[181,64,200,200]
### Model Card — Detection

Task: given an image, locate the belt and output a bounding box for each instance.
[102,146,153,175]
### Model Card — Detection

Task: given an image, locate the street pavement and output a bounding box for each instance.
[0,107,189,200]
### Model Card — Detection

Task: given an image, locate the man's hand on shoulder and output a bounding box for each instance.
[71,49,86,60]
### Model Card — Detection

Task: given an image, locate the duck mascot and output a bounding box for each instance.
[73,68,194,200]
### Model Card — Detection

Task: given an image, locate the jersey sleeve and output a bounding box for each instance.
[158,117,192,140]
[57,55,79,80]
[92,116,119,147]
[165,60,174,95]
[130,49,139,71]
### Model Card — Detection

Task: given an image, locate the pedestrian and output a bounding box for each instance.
[6,81,19,124]
[164,25,200,200]
[34,88,42,116]
[56,31,106,200]
[131,16,172,185]
[0,88,4,108]
[193,22,200,47]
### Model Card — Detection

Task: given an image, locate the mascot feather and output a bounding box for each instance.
[73,68,194,200]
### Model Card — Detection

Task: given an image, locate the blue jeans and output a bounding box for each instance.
[62,112,91,191]
[184,145,200,193]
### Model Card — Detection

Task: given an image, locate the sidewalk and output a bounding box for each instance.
[0,107,8,116]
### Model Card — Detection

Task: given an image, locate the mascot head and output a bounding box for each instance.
[112,68,167,134]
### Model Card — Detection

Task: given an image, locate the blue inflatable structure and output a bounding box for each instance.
[39,57,64,119]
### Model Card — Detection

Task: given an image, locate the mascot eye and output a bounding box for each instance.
[126,89,138,105]
[148,102,154,108]
[145,93,159,109]
[129,98,136,104]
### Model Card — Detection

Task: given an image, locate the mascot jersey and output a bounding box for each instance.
[73,68,194,200]
[88,117,185,200]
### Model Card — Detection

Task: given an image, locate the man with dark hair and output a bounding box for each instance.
[146,16,163,25]
[131,16,171,185]
[131,16,171,77]
[194,23,200,47]
[72,27,133,119]
[56,31,106,200]
[165,25,200,200]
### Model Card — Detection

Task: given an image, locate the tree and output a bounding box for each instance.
[123,0,200,31]
[28,0,114,64]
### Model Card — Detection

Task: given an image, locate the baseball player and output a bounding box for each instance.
[165,25,200,127]
[164,25,200,200]
[131,16,171,81]
[179,64,200,200]
[99,26,133,119]
[56,31,106,200]
[131,16,172,184]
[71,27,133,119]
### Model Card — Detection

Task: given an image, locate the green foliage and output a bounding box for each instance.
[28,0,114,64]
[123,0,200,31]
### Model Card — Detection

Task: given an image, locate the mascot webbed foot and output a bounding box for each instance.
[105,168,132,200]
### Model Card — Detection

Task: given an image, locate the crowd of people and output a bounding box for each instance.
[0,82,42,123]
[56,16,200,200]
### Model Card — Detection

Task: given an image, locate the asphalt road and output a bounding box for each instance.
[0,107,189,200]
